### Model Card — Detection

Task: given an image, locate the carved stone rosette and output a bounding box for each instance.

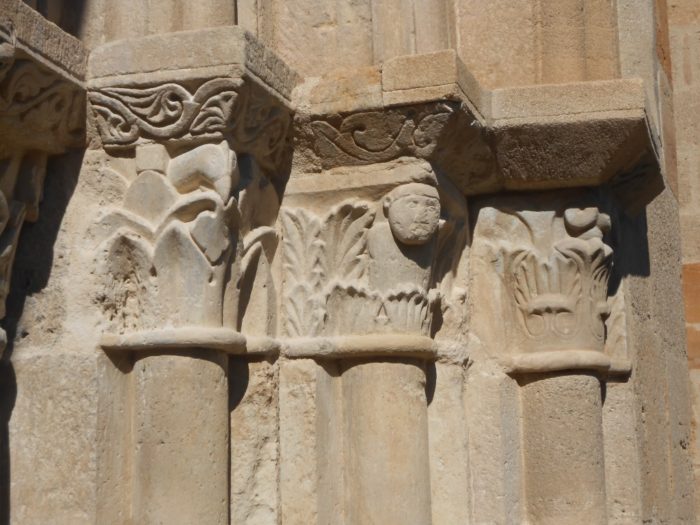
[0,8,86,352]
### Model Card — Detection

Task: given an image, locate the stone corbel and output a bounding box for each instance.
[0,0,86,351]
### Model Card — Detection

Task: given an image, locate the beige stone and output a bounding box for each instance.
[0,2,696,524]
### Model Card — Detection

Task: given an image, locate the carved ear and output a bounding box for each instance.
[382,196,392,216]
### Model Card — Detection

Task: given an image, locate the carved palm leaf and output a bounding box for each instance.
[320,201,374,283]
[280,209,323,336]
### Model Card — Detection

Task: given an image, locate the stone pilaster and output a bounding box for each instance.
[88,27,296,524]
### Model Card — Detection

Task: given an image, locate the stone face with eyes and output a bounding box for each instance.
[386,183,440,246]
[367,182,441,293]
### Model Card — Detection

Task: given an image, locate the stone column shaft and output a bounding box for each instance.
[519,372,607,525]
[342,359,432,525]
[132,351,229,525]
[90,26,296,524]
[471,195,619,524]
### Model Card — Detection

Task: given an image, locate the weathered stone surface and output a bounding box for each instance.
[230,358,279,525]
[0,0,86,80]
[0,2,696,524]
[10,353,98,525]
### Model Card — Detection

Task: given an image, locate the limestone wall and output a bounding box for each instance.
[0,1,696,524]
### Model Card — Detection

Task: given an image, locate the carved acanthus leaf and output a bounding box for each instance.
[96,143,241,330]
[319,202,375,283]
[497,205,613,353]
[280,208,324,337]
[280,201,376,337]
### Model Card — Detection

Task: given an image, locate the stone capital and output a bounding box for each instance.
[470,189,634,376]
[278,159,469,361]
[0,1,85,351]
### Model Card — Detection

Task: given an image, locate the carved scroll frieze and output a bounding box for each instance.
[310,104,454,166]
[89,80,292,171]
[304,102,496,196]
[89,79,240,145]
[0,30,83,155]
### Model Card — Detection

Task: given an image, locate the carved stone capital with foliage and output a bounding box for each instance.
[470,190,628,375]
[0,12,85,351]
[89,28,296,353]
[278,159,469,360]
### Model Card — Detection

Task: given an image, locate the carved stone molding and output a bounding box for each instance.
[295,50,661,204]
[0,57,84,154]
[90,80,291,173]
[299,101,497,196]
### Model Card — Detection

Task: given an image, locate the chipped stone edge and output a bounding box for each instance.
[0,0,86,83]
[87,26,299,104]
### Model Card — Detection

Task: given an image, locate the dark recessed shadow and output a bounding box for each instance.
[32,0,88,39]
[425,361,436,405]
[0,148,82,524]
[0,361,16,525]
[229,357,251,412]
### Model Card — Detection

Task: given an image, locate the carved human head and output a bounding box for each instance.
[384,183,440,245]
